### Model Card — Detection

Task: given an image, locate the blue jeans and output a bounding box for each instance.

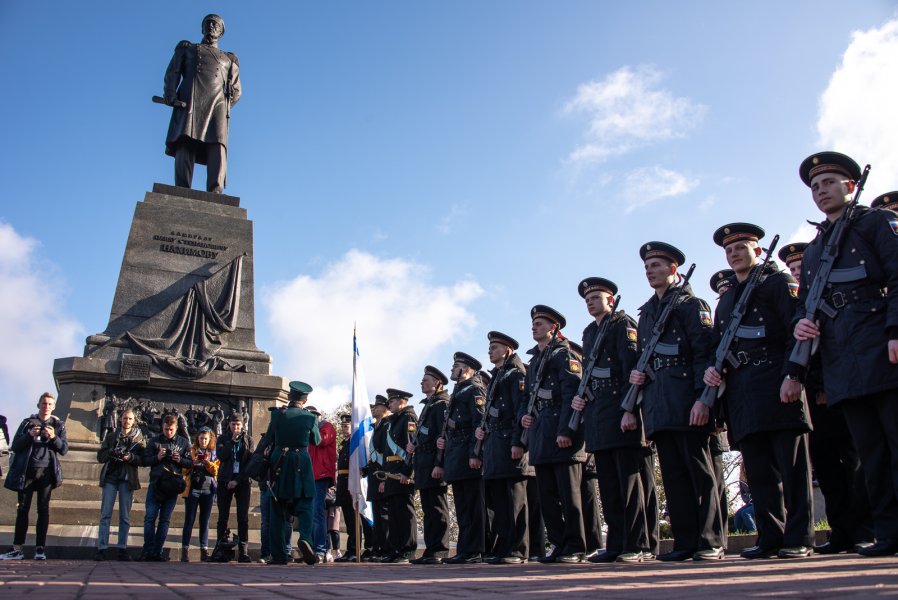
[734,504,757,533]
[143,483,177,556]
[312,479,332,554]
[182,491,215,548]
[98,481,133,550]
[260,488,292,558]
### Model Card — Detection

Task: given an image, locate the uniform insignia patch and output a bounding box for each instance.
[788,282,799,298]
[889,219,898,236]
[475,395,485,407]
[407,422,416,432]
[699,309,712,326]
[519,380,525,392]
[569,359,582,374]
[626,327,638,342]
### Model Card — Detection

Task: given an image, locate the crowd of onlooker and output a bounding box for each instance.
[0,392,341,563]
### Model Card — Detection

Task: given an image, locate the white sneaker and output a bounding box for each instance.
[325,550,334,563]
[33,548,46,560]
[0,549,24,560]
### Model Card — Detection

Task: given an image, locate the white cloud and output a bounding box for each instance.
[817,18,898,191]
[437,202,469,235]
[0,223,83,426]
[563,65,706,163]
[621,166,699,212]
[263,250,483,415]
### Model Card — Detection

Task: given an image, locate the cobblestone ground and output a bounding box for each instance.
[0,555,896,599]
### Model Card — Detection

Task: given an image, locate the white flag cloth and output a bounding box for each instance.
[348,329,375,525]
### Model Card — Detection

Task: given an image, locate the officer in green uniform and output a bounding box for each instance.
[263,381,320,565]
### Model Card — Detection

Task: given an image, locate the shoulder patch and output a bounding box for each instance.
[569,359,582,374]
[474,395,485,407]
[699,309,712,326]
[519,379,526,392]
[407,421,416,432]
[888,218,898,236]
[626,327,638,342]
[787,282,799,298]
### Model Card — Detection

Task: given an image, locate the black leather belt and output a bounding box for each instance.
[486,418,515,432]
[536,398,561,412]
[650,355,687,371]
[826,285,885,309]
[732,346,769,366]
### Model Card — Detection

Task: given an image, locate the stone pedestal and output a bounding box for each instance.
[52,184,287,444]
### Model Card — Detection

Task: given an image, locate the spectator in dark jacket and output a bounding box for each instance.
[215,413,255,562]
[140,413,192,561]
[1,392,68,561]
[95,409,145,561]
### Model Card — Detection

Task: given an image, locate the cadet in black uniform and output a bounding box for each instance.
[379,390,418,563]
[567,341,605,560]
[794,153,898,557]
[408,366,451,564]
[703,224,813,559]
[474,331,532,564]
[780,242,873,554]
[521,305,587,563]
[871,191,898,212]
[335,414,373,562]
[710,270,736,298]
[571,277,650,563]
[366,395,392,561]
[623,242,723,561]
[435,352,488,563]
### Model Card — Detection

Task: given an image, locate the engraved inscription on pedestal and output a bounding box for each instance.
[120,354,152,383]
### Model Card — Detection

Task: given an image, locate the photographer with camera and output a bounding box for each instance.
[1,392,68,561]
[180,426,219,562]
[95,408,145,561]
[140,413,192,561]
[215,413,254,562]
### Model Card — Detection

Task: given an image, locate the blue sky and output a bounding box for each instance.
[1,1,897,424]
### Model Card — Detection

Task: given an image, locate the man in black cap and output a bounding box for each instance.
[780,242,874,555]
[703,224,813,559]
[624,242,723,561]
[710,269,736,298]
[871,191,898,212]
[409,366,451,564]
[793,150,898,556]
[215,412,254,562]
[377,389,418,563]
[335,414,373,562]
[435,352,488,563]
[473,331,532,564]
[521,305,587,563]
[366,395,392,561]
[571,277,652,563]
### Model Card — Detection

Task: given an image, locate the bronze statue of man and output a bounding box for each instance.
[163,14,241,193]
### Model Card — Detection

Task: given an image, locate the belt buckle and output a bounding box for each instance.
[830,291,847,309]
[736,351,749,365]
[652,356,663,371]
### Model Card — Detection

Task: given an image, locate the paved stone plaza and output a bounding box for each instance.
[0,555,896,599]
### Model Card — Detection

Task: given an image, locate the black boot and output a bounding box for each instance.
[180,547,189,562]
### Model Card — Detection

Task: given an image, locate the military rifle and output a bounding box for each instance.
[520,328,560,446]
[568,294,621,431]
[790,164,871,367]
[699,236,779,407]
[620,263,696,413]
[473,360,508,457]
[435,381,462,464]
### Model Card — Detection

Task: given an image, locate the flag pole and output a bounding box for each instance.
[355,505,361,564]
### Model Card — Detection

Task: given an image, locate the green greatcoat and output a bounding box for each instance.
[268,407,320,501]
[265,406,320,563]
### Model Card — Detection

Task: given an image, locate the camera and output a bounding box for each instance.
[164,447,174,458]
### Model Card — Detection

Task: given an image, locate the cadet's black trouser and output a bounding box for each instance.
[580,466,604,552]
[841,392,898,541]
[534,462,585,555]
[484,477,528,559]
[526,477,545,557]
[594,447,650,553]
[654,432,723,551]
[641,447,660,554]
[371,498,391,554]
[386,493,417,554]
[419,486,450,556]
[450,478,485,555]
[740,430,815,548]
